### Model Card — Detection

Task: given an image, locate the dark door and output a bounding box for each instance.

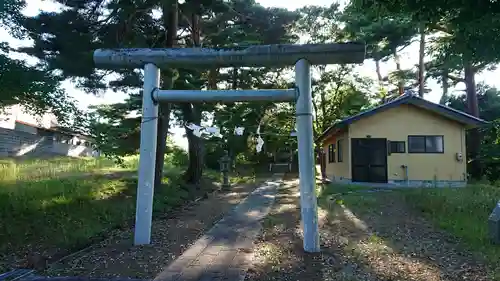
[351,138,388,183]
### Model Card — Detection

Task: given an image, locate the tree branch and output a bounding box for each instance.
[473,62,489,72]
[428,23,452,35]
[447,74,465,82]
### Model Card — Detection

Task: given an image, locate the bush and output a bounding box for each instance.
[165,145,188,167]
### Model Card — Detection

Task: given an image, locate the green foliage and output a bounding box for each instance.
[345,0,500,179]
[342,2,425,100]
[165,143,189,167]
[342,6,417,59]
[0,0,25,36]
[86,99,142,161]
[18,0,304,175]
[313,66,373,137]
[444,86,500,181]
[0,0,80,127]
[0,54,80,126]
[291,4,374,147]
[294,4,343,43]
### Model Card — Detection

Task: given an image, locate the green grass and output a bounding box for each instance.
[403,185,500,265]
[0,167,197,269]
[318,182,374,197]
[318,182,500,276]
[0,156,235,272]
[0,156,139,182]
[203,169,258,186]
[317,182,378,209]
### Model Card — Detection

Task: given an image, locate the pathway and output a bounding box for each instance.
[38,177,264,279]
[154,174,283,281]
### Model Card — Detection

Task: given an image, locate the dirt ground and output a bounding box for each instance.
[41,179,261,279]
[246,175,496,281]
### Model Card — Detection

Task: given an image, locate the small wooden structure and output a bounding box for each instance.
[269,147,294,173]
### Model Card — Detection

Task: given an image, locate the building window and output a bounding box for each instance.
[389,141,406,153]
[328,144,336,163]
[408,135,444,153]
[337,139,343,162]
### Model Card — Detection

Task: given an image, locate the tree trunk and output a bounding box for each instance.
[418,22,426,97]
[374,53,386,103]
[464,64,480,117]
[312,95,326,180]
[154,0,178,189]
[182,11,204,185]
[393,49,404,95]
[183,103,204,185]
[439,69,449,104]
[319,89,327,130]
[154,106,170,189]
[232,68,238,90]
[464,62,481,179]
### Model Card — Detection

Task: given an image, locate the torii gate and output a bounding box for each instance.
[93,43,366,253]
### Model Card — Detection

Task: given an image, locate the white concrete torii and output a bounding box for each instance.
[93,43,366,253]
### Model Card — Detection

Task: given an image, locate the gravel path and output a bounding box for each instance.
[246,175,495,281]
[42,180,261,279]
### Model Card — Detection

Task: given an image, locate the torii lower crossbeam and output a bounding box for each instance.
[93,42,366,253]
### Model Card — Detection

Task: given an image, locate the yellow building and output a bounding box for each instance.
[317,94,487,187]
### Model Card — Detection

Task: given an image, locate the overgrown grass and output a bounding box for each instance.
[0,167,226,271]
[0,156,139,182]
[403,184,500,265]
[0,155,257,272]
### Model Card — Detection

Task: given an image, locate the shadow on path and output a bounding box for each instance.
[37,179,264,279]
[246,174,494,281]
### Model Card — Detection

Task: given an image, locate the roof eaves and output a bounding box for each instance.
[317,93,488,142]
[408,96,488,126]
[317,95,413,143]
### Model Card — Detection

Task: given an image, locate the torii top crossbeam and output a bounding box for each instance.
[93,42,365,68]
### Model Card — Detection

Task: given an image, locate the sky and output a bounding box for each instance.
[3,0,500,151]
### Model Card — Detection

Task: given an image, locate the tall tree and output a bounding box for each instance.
[418,22,426,97]
[444,85,500,181]
[346,0,500,178]
[342,5,419,101]
[0,0,79,126]
[293,4,373,179]
[155,0,178,189]
[18,0,204,186]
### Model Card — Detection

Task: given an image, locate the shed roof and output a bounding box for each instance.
[317,93,488,142]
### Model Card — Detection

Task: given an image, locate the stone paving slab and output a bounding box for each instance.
[154,174,283,281]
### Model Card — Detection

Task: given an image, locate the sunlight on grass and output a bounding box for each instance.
[318,182,500,279]
[203,169,257,185]
[403,184,500,265]
[318,183,380,213]
[0,154,226,272]
[0,156,139,182]
[0,169,195,271]
[0,177,136,252]
[318,182,374,198]
[318,189,451,281]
